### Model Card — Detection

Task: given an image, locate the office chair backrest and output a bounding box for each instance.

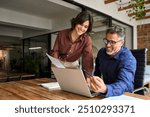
[131,48,147,94]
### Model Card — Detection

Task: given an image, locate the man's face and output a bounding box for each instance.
[104,33,124,56]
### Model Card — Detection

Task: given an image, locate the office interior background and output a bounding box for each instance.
[0,0,149,81]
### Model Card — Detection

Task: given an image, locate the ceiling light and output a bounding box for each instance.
[29,47,42,50]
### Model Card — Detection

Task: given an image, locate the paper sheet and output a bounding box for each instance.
[39,82,60,90]
[46,53,65,68]
[102,95,143,100]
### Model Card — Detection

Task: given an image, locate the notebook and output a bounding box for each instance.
[51,67,99,97]
[39,82,60,90]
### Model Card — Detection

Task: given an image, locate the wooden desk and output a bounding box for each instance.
[0,78,150,100]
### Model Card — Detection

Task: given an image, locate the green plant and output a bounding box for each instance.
[24,52,42,77]
[127,0,146,20]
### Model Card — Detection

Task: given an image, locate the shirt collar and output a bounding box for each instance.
[68,28,85,42]
[113,47,123,60]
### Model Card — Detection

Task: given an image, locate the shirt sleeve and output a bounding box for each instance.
[94,50,101,77]
[50,33,60,58]
[82,36,94,78]
[105,56,136,97]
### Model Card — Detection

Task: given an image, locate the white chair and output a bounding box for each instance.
[144,65,150,88]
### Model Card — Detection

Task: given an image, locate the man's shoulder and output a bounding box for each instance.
[120,47,136,61]
[97,48,106,56]
[98,48,105,53]
[121,47,131,55]
[99,47,105,51]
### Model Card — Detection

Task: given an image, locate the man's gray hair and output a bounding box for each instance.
[106,26,125,40]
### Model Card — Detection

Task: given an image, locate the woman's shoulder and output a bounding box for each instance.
[83,33,91,38]
[59,28,71,34]
[57,28,71,39]
[82,33,92,43]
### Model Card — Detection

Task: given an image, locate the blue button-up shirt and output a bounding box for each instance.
[94,47,136,97]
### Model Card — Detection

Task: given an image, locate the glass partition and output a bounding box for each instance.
[87,10,110,62]
[23,34,50,78]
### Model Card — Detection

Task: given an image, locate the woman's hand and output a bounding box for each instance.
[86,77,91,87]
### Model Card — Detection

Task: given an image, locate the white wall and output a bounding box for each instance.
[74,0,136,25]
[51,11,79,32]
[0,8,52,39]
[0,3,80,39]
[73,0,138,48]
[0,8,52,30]
[0,26,23,38]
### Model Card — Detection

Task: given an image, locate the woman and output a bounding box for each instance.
[50,11,93,84]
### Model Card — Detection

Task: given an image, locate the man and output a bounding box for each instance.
[90,27,136,97]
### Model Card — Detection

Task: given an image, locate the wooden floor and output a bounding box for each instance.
[0,78,150,100]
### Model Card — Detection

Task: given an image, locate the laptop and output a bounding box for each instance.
[51,67,99,97]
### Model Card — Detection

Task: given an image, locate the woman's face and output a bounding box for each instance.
[74,20,89,35]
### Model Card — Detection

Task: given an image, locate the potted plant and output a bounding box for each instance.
[24,52,42,77]
[127,0,146,20]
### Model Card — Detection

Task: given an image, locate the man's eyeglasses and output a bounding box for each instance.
[103,38,122,46]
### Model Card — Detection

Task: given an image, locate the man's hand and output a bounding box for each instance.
[90,76,107,93]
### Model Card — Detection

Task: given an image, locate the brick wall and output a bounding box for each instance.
[137,23,150,64]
